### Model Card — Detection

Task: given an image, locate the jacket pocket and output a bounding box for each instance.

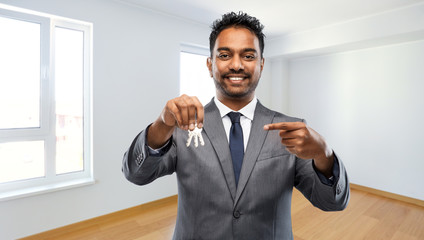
[257,151,290,162]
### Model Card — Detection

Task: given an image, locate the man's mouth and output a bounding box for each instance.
[224,74,249,84]
[228,77,245,81]
[223,71,251,84]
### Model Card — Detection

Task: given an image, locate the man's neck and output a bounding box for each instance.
[216,94,254,111]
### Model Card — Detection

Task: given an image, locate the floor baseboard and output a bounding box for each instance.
[350,183,424,207]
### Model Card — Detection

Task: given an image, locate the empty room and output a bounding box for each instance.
[0,0,423,239]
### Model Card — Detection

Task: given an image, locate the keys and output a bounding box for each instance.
[186,124,205,148]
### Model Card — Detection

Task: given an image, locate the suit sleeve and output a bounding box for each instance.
[122,125,177,185]
[294,152,350,211]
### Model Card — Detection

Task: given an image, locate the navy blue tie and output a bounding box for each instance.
[228,112,244,186]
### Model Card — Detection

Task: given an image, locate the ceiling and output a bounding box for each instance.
[117,0,424,39]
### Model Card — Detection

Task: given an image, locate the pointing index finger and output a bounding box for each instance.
[263,121,305,131]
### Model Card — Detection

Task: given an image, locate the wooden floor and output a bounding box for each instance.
[291,189,424,240]
[21,188,424,240]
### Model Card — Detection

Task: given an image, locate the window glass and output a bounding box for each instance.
[0,141,45,184]
[0,16,40,129]
[55,27,84,174]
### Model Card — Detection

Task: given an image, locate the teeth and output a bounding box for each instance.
[229,77,244,81]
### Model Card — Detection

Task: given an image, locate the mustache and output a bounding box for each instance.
[222,70,251,78]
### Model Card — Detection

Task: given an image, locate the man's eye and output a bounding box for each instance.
[218,54,230,59]
[244,55,256,60]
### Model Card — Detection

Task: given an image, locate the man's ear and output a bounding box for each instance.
[207,57,213,77]
[260,57,265,72]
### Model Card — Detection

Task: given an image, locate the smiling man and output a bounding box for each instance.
[207,26,263,111]
[123,12,350,240]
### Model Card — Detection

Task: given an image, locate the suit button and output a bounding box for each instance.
[233,210,241,219]
[336,185,342,195]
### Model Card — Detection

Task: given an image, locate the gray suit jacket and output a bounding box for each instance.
[123,100,349,240]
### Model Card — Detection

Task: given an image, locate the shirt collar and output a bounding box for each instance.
[214,96,257,121]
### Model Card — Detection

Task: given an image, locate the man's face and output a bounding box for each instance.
[207,27,264,101]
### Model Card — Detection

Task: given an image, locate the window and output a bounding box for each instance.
[0,6,92,201]
[180,44,215,105]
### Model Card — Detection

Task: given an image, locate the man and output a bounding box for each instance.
[123,12,349,240]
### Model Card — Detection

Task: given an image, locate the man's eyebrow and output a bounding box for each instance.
[217,47,231,52]
[242,48,258,53]
[216,47,258,53]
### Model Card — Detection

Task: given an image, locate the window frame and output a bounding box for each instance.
[0,6,93,201]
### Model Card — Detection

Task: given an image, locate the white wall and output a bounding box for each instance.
[264,3,424,201]
[0,0,210,239]
[288,40,424,201]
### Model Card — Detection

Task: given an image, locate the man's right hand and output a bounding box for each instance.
[161,94,204,130]
[147,94,204,149]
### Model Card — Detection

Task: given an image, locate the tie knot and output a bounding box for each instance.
[227,112,241,124]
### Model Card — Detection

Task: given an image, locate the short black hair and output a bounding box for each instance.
[209,11,265,58]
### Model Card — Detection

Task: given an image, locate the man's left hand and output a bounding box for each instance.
[264,122,334,177]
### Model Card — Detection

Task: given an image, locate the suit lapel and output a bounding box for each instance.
[203,100,237,200]
[234,102,275,205]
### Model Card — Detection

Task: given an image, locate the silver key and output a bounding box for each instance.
[186,125,204,147]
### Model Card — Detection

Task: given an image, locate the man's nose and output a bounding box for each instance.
[229,55,244,71]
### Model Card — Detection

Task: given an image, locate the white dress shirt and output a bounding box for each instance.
[214,97,257,152]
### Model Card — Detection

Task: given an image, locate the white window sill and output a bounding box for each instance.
[0,178,96,202]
